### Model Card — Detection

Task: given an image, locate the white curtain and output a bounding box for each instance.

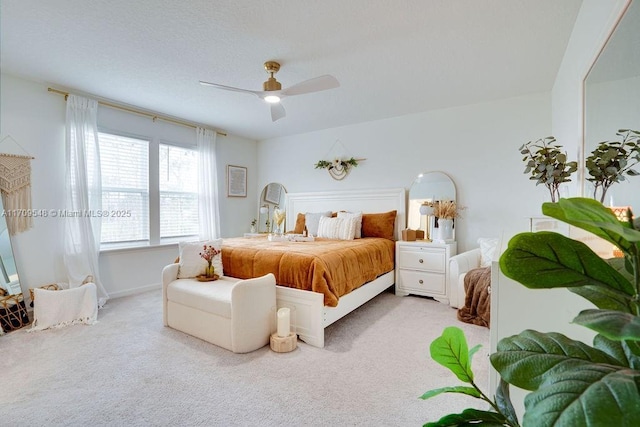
[197,127,220,240]
[64,94,109,307]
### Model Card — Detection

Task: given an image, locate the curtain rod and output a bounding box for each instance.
[47,87,227,137]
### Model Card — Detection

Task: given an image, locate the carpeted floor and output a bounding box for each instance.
[1,288,490,426]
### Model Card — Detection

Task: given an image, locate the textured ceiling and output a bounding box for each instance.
[1,0,583,141]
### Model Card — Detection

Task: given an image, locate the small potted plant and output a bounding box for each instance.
[585,129,640,203]
[250,218,257,233]
[520,136,577,202]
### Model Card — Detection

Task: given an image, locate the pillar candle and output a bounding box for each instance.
[277,307,290,337]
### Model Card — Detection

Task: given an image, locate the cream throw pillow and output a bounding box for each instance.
[178,240,224,279]
[317,216,357,240]
[337,211,363,238]
[304,211,332,237]
[478,237,499,268]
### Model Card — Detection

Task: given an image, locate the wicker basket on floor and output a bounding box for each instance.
[0,293,30,332]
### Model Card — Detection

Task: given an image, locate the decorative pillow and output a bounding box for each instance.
[478,237,499,268]
[361,210,397,241]
[304,211,332,237]
[317,216,357,240]
[177,240,224,279]
[292,213,306,234]
[337,211,363,238]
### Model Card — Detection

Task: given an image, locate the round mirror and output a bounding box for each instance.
[258,182,287,233]
[408,172,456,241]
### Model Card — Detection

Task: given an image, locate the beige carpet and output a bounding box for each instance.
[0,288,490,426]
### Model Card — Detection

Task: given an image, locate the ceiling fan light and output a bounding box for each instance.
[264,95,281,104]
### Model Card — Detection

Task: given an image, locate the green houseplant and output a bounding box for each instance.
[520,137,578,202]
[421,197,640,426]
[585,129,640,203]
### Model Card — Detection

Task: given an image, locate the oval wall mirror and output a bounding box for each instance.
[258,182,287,233]
[584,1,640,211]
[408,171,456,241]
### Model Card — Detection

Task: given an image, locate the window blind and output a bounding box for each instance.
[97,132,149,244]
[159,144,198,239]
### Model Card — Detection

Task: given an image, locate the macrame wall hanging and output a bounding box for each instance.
[0,136,34,235]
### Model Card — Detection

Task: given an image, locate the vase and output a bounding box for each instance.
[438,219,454,241]
[205,264,215,278]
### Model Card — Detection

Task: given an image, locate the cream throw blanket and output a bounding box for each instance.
[30,283,98,331]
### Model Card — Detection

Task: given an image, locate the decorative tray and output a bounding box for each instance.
[196,274,219,282]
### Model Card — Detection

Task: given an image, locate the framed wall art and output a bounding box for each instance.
[227,165,247,198]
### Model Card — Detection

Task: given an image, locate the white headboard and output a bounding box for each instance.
[285,187,406,240]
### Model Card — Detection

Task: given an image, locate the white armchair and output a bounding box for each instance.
[448,248,481,308]
[448,238,498,308]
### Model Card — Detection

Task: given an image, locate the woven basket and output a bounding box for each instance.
[0,293,30,332]
[29,283,62,304]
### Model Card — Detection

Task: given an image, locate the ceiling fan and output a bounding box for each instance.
[199,61,339,122]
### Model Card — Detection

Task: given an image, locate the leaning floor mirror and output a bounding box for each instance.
[0,195,27,334]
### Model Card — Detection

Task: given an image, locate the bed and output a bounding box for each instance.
[226,187,405,348]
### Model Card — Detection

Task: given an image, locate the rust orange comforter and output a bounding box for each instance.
[221,236,395,307]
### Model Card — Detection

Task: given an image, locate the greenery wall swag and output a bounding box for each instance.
[314,157,359,180]
[422,198,640,426]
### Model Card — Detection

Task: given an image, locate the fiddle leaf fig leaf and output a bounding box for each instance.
[419,386,481,400]
[522,365,640,427]
[429,327,474,383]
[424,409,508,427]
[495,379,520,427]
[593,334,631,366]
[499,231,635,312]
[573,309,640,342]
[542,197,640,254]
[490,330,624,390]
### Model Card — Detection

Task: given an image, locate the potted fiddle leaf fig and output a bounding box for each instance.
[422,197,640,426]
[585,129,640,203]
[520,137,577,202]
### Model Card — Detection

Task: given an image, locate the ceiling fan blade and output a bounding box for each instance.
[270,103,286,122]
[281,75,339,96]
[199,80,261,97]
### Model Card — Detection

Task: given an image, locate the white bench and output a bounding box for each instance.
[162,264,276,353]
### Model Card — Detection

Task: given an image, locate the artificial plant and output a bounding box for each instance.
[585,129,640,203]
[421,197,640,426]
[520,137,577,202]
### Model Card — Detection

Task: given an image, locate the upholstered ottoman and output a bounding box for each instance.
[162,264,276,353]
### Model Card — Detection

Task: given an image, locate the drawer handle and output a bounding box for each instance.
[419,279,424,284]
[419,259,424,263]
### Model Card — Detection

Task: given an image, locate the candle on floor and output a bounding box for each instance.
[277,307,290,337]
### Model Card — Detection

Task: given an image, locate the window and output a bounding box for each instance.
[93,132,200,248]
[98,133,149,244]
[159,144,198,239]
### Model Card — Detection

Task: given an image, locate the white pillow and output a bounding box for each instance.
[317,216,357,240]
[337,211,363,238]
[478,237,499,268]
[304,211,332,237]
[178,240,224,279]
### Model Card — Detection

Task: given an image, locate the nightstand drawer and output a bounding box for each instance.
[397,270,446,294]
[398,248,445,272]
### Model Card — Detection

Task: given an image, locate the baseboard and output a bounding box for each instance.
[108,283,161,299]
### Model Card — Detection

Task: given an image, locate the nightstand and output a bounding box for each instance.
[395,240,457,304]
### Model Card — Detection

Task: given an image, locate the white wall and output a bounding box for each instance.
[258,92,552,253]
[0,73,258,298]
[488,0,632,418]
